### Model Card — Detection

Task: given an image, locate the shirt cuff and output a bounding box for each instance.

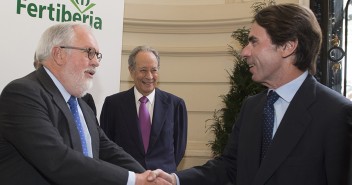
[172,173,180,185]
[126,171,135,185]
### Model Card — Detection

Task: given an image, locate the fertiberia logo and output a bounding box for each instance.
[16,0,103,30]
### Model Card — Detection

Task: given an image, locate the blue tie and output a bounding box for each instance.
[261,91,280,160]
[68,96,89,156]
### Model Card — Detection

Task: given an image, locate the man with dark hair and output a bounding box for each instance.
[150,3,352,185]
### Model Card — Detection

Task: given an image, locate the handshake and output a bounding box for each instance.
[136,169,177,185]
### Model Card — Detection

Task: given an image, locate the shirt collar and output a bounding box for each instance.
[272,71,308,103]
[44,67,71,102]
[134,86,155,105]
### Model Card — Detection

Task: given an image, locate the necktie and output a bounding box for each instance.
[139,96,151,153]
[261,91,280,160]
[68,96,89,156]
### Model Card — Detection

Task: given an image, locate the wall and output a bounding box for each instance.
[121,0,300,170]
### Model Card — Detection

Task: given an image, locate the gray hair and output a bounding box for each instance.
[35,22,92,63]
[128,45,160,70]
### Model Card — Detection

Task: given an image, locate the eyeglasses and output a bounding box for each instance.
[60,46,102,62]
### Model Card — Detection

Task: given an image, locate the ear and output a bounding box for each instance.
[128,66,135,78]
[281,39,298,58]
[129,66,136,74]
[51,46,65,65]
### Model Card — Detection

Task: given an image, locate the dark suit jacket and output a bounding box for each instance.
[100,87,187,173]
[0,67,145,185]
[176,75,352,185]
[82,93,97,116]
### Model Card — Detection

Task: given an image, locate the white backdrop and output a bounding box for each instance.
[0,0,125,118]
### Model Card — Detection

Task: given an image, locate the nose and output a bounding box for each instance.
[91,58,100,67]
[144,70,153,79]
[240,44,250,59]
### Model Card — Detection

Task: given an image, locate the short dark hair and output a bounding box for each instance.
[254,3,322,74]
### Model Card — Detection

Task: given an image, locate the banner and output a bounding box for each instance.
[1,0,125,117]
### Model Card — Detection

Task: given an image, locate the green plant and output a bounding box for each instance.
[206,0,275,157]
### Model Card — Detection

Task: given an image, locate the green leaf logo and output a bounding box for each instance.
[70,0,96,14]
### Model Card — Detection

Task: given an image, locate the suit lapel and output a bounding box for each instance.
[36,67,84,153]
[148,89,168,151]
[236,91,266,184]
[252,75,316,185]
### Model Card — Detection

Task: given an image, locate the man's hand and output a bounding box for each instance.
[136,170,172,185]
[146,169,176,185]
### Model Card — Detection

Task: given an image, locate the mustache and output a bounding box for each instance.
[85,68,96,75]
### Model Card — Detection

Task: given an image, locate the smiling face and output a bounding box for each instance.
[129,51,159,96]
[59,26,100,97]
[241,22,298,89]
